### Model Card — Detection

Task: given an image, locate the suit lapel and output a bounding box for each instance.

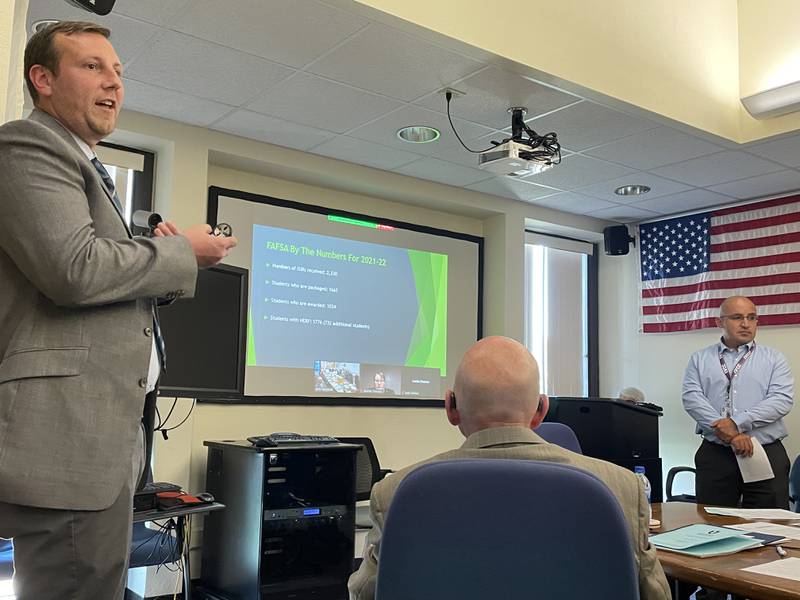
[28,109,132,238]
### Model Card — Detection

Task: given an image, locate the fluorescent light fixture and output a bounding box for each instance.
[741,80,800,119]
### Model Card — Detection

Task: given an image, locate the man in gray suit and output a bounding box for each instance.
[0,21,237,599]
[348,336,670,600]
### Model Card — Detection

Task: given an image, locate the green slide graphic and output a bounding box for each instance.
[404,250,448,375]
[246,309,257,366]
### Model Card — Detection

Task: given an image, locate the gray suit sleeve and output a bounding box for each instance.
[0,121,197,307]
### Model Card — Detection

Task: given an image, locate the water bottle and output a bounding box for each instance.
[634,465,652,520]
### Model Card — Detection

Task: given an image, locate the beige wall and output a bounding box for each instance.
[0,0,27,123]
[599,249,800,496]
[103,109,607,558]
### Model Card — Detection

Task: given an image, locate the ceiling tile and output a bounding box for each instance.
[633,189,734,215]
[395,157,492,187]
[746,133,800,168]
[587,204,660,223]
[26,4,161,66]
[651,150,784,187]
[576,173,691,204]
[414,67,578,130]
[125,31,294,106]
[122,79,234,127]
[111,0,191,26]
[309,136,421,171]
[307,23,483,102]
[212,110,336,151]
[466,177,559,201]
[520,154,635,190]
[708,170,800,200]
[585,127,723,170]
[529,192,619,213]
[172,0,368,68]
[247,72,402,134]
[525,100,659,152]
[348,105,496,156]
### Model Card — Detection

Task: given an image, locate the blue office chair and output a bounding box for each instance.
[790,455,800,513]
[375,459,638,600]
[534,422,583,453]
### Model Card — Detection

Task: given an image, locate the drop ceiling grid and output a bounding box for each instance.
[23,0,800,221]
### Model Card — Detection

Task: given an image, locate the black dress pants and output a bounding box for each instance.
[695,439,790,508]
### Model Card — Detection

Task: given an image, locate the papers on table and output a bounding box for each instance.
[735,438,774,483]
[705,507,800,520]
[742,557,800,581]
[728,522,800,541]
[650,524,763,557]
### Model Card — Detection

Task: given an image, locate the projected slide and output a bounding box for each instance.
[249,224,447,395]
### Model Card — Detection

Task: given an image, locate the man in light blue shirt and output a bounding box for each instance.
[682,296,793,508]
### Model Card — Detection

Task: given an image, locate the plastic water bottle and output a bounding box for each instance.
[634,465,652,520]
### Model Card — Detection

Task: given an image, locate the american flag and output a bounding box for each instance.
[639,194,800,333]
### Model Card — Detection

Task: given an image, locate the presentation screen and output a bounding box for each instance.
[208,186,482,405]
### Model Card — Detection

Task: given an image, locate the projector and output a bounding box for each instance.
[477,139,556,177]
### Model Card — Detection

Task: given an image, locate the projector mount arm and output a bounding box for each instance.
[444,91,562,166]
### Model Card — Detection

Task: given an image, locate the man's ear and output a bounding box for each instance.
[28,65,55,100]
[715,316,722,329]
[529,394,549,428]
[444,389,460,426]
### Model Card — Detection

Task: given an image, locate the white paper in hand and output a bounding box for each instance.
[735,437,774,483]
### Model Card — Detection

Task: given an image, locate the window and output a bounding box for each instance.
[96,142,155,227]
[524,232,596,396]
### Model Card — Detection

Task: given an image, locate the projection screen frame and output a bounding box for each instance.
[205,185,483,407]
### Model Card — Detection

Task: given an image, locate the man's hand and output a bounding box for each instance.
[711,417,739,443]
[152,220,180,237]
[730,433,754,457]
[182,224,238,268]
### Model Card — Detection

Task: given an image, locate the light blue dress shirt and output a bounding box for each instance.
[682,339,793,445]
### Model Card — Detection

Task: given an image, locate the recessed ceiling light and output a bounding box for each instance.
[397,126,440,144]
[32,19,59,34]
[614,184,651,196]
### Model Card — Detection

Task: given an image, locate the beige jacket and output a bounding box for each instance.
[348,426,670,600]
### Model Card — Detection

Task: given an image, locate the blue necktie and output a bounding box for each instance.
[91,157,123,215]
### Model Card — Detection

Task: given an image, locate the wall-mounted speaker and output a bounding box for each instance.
[603,225,633,256]
[64,0,116,16]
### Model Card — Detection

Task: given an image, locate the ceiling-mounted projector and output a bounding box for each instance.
[477,107,561,177]
[64,0,116,15]
[478,139,556,176]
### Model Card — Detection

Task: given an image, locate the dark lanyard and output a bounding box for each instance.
[718,341,755,416]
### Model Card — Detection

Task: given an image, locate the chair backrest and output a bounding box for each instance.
[534,422,583,453]
[790,455,800,513]
[375,459,638,600]
[665,466,696,502]
[337,437,383,501]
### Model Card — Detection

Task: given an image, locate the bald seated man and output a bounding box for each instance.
[348,336,670,600]
[682,295,793,508]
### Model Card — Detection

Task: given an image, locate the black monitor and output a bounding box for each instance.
[157,264,248,398]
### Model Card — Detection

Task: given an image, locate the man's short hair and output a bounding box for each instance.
[24,21,111,104]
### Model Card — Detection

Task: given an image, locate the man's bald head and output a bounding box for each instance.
[447,336,545,436]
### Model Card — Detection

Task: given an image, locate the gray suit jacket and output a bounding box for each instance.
[348,427,670,600]
[0,109,198,510]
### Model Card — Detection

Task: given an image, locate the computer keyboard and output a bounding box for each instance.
[247,432,340,447]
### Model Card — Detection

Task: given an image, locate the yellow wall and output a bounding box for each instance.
[353,0,743,140]
[0,0,27,123]
[737,0,800,140]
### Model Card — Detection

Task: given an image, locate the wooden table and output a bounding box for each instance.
[654,502,800,600]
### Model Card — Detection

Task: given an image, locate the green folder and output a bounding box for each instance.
[650,524,763,558]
